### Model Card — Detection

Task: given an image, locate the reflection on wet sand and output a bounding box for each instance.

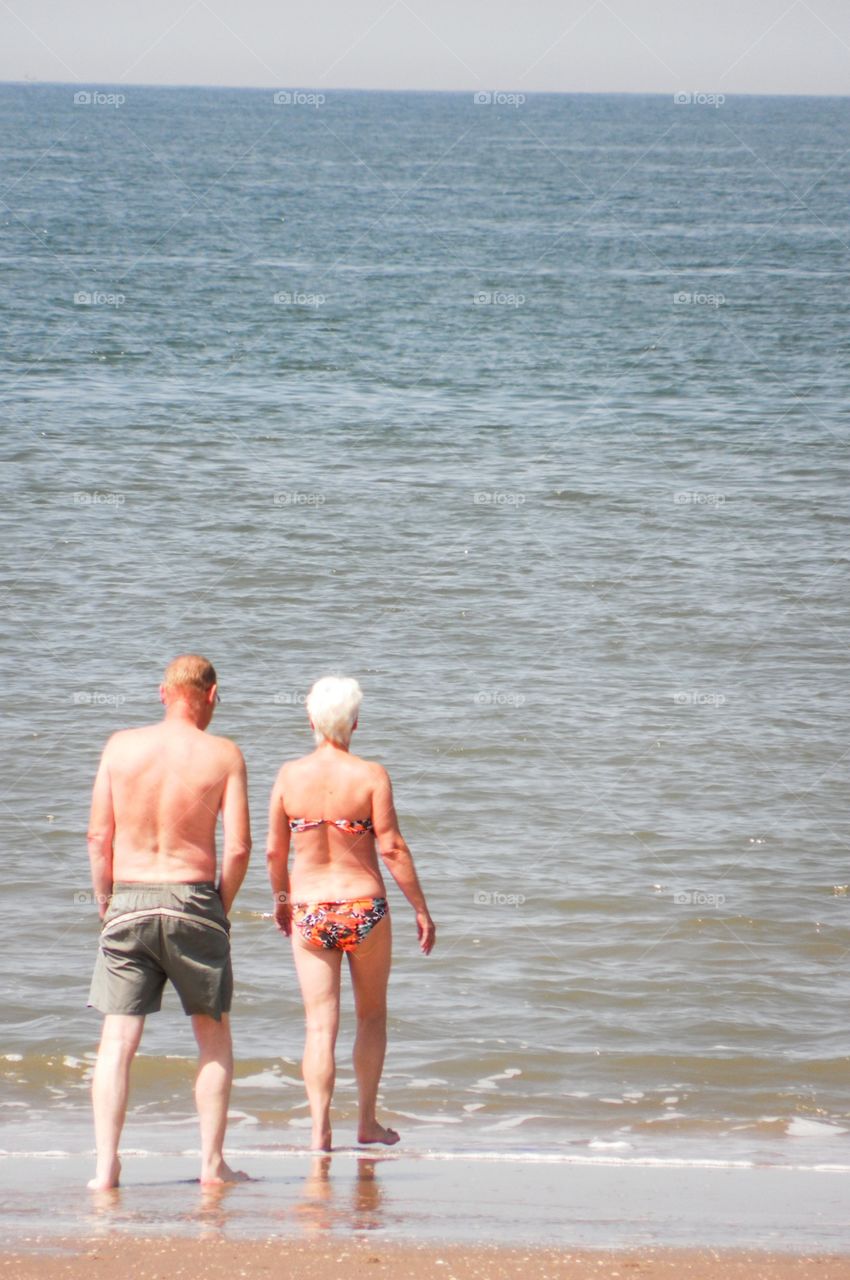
[294,1156,384,1235]
[198,1181,242,1238]
[85,1186,121,1235]
[80,1153,391,1241]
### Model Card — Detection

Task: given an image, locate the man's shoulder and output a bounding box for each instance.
[205,731,246,765]
[102,724,157,755]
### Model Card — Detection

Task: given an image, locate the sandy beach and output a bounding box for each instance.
[4,1237,850,1280]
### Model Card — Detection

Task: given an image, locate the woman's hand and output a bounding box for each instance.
[416,910,436,955]
[274,895,292,936]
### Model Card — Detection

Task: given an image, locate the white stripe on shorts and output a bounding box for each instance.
[101,907,229,937]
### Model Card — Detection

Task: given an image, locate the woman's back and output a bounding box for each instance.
[280,746,386,901]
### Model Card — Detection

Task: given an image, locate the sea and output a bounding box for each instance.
[1,84,849,1184]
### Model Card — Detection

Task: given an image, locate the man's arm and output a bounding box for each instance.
[372,766,436,955]
[87,744,116,920]
[217,747,252,915]
[266,769,292,935]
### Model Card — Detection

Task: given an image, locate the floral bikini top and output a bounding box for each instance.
[288,816,374,835]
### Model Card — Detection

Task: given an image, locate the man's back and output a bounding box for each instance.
[101,720,240,882]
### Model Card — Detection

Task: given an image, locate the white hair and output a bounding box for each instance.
[306,675,363,746]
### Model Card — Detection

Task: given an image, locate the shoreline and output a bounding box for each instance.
[4,1238,850,1280]
[1,1150,847,1256]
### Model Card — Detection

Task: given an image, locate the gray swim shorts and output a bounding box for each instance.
[88,882,232,1021]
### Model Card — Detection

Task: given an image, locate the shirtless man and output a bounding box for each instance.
[86,654,251,1190]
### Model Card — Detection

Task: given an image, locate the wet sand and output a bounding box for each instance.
[3,1237,850,1280]
[1,1148,848,1265]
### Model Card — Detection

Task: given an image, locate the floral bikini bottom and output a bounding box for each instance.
[292,897,389,952]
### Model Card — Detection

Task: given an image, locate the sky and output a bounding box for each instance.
[1,0,849,95]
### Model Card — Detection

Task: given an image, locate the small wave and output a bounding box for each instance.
[2,1147,850,1175]
[787,1117,847,1138]
[392,1110,463,1124]
[482,1114,549,1131]
[233,1071,297,1090]
[472,1068,523,1091]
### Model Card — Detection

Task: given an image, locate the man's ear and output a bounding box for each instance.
[159,683,167,706]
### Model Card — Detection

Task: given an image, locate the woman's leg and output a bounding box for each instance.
[291,934,343,1150]
[347,915,399,1145]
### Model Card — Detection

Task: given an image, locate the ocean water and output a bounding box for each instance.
[1,85,849,1175]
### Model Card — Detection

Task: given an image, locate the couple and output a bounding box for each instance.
[85,654,436,1190]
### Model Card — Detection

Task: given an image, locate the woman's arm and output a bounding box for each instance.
[266,767,292,936]
[371,764,436,955]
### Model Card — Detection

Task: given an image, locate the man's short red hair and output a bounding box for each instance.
[162,654,217,695]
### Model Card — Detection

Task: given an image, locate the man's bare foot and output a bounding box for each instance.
[357,1122,400,1146]
[87,1156,121,1190]
[200,1160,251,1185]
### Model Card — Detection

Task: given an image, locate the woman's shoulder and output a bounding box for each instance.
[349,753,390,784]
[275,754,312,781]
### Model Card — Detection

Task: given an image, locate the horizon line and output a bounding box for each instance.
[1,79,849,100]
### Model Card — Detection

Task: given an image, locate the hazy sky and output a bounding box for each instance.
[2,0,849,95]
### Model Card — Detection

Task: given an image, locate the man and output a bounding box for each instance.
[86,654,251,1189]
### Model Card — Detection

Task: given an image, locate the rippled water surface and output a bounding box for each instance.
[1,85,849,1168]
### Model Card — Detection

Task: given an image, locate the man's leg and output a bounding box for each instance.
[347,916,399,1145]
[291,937,343,1151]
[191,1012,248,1184]
[89,1013,145,1189]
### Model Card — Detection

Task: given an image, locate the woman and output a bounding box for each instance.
[267,676,436,1151]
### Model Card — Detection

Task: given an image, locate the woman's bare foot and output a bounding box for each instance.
[310,1126,332,1152]
[87,1156,121,1190]
[200,1159,251,1185]
[357,1122,400,1146]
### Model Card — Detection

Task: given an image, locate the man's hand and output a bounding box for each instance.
[416,910,436,956]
